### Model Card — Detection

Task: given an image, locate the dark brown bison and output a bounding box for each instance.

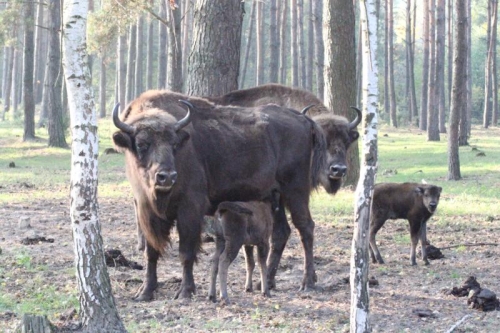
[206,84,361,288]
[112,98,326,300]
[369,182,443,266]
[209,201,274,304]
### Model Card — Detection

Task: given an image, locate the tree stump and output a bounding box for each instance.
[16,314,55,333]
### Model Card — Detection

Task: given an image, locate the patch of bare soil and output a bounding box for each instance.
[1,195,499,332]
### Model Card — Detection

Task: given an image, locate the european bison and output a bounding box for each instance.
[112,98,326,300]
[207,83,361,288]
[209,200,274,304]
[369,182,443,266]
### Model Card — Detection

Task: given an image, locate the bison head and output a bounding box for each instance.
[313,107,361,194]
[415,185,442,213]
[112,103,191,196]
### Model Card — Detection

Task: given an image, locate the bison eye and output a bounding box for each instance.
[136,143,149,155]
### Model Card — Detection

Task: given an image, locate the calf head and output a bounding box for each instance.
[112,103,191,198]
[312,107,361,194]
[415,185,442,213]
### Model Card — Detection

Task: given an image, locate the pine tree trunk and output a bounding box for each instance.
[33,2,46,104]
[47,0,67,148]
[324,0,359,187]
[146,14,154,91]
[187,0,243,96]
[256,0,264,85]
[62,0,126,330]
[99,57,106,118]
[388,0,397,127]
[135,16,144,96]
[291,0,299,87]
[167,5,182,92]
[306,0,314,91]
[181,0,192,79]
[1,46,13,121]
[351,1,378,331]
[483,0,493,128]
[384,0,389,115]
[448,0,467,181]
[117,32,127,110]
[279,0,289,84]
[125,24,137,103]
[420,0,430,130]
[312,0,324,99]
[269,0,279,83]
[12,46,20,118]
[436,0,447,133]
[240,0,256,88]
[490,0,498,126]
[23,1,36,141]
[298,0,306,88]
[427,0,440,141]
[158,0,167,89]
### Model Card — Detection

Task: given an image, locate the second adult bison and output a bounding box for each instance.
[369,182,443,266]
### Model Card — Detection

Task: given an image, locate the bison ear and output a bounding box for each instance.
[176,130,190,148]
[113,131,132,151]
[349,130,360,142]
[436,186,443,194]
[415,187,424,195]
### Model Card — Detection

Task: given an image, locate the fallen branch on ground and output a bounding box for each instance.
[444,314,470,333]
[439,243,498,250]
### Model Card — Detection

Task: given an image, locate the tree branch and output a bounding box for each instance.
[439,242,498,250]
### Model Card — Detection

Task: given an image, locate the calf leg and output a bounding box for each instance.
[218,240,242,304]
[257,243,271,297]
[243,245,255,292]
[209,237,225,302]
[420,221,430,265]
[369,217,387,264]
[134,242,159,301]
[409,220,422,266]
[266,199,291,290]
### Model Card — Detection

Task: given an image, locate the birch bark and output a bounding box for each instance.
[350,1,379,331]
[62,1,125,331]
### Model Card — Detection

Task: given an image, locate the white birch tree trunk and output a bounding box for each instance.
[62,1,126,331]
[350,1,379,332]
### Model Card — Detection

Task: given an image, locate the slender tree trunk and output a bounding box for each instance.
[125,23,137,104]
[99,57,106,118]
[306,0,314,91]
[427,0,440,141]
[187,0,243,96]
[240,0,256,88]
[12,46,20,118]
[448,0,467,181]
[255,0,264,85]
[146,13,154,91]
[483,0,493,128]
[388,0,397,127]
[23,1,36,141]
[490,0,498,126]
[47,0,67,148]
[323,0,359,187]
[436,0,446,133]
[351,1,378,331]
[181,0,192,79]
[291,0,299,87]
[167,5,182,92]
[62,0,126,329]
[312,0,324,99]
[33,1,45,104]
[280,0,289,85]
[158,0,167,89]
[298,0,306,88]
[117,32,127,111]
[269,0,279,83]
[421,0,430,130]
[135,16,144,96]
[448,0,453,115]
[1,47,13,121]
[384,0,389,115]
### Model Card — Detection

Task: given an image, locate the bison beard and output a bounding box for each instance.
[113,99,327,300]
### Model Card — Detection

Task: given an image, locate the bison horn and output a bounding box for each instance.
[176,100,193,131]
[112,103,135,134]
[301,104,315,115]
[348,106,362,130]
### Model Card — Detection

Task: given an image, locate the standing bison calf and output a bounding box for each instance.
[370,182,442,266]
[209,201,274,304]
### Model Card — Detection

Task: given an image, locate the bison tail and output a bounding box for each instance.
[310,121,327,190]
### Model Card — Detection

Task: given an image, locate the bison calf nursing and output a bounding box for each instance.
[209,201,274,304]
[370,182,442,266]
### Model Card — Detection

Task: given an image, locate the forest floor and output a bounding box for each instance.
[1,191,500,332]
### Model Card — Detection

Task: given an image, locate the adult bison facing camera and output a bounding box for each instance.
[112,100,326,300]
[369,182,443,266]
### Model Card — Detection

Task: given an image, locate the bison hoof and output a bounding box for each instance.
[262,290,271,298]
[220,297,231,306]
[245,287,253,293]
[174,286,195,300]
[424,260,430,266]
[256,279,276,291]
[208,295,217,303]
[134,292,154,302]
[411,262,417,266]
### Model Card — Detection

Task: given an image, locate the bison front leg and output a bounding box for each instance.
[134,242,159,301]
[266,202,291,290]
[409,220,422,266]
[174,212,203,300]
[420,221,430,265]
[257,243,271,298]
